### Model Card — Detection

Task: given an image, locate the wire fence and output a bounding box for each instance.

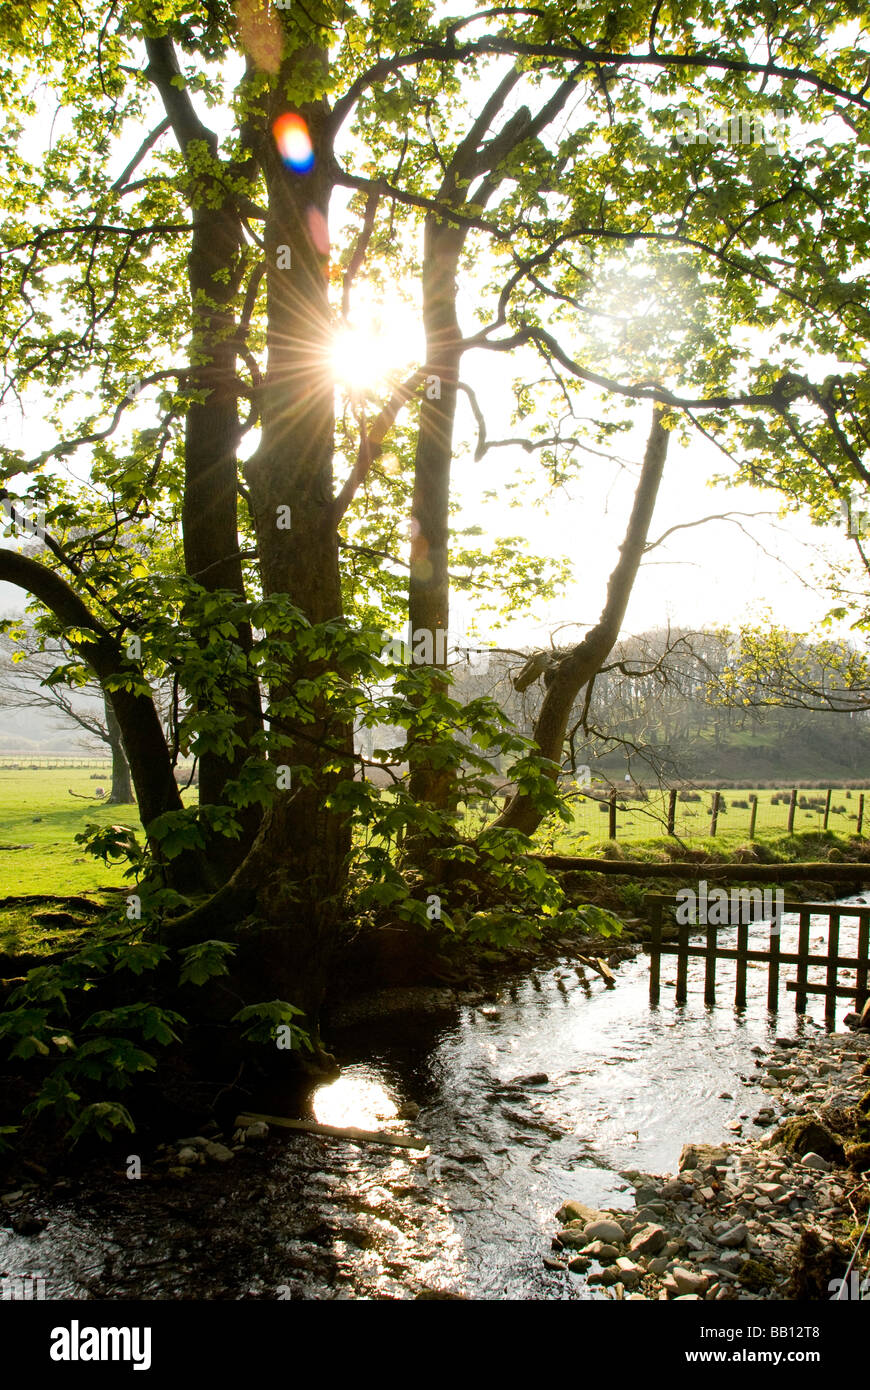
[565,786,868,846]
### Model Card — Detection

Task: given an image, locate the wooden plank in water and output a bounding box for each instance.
[735,918,749,1009]
[794,909,811,1014]
[676,916,689,1004]
[649,899,662,1005]
[704,918,717,1005]
[786,981,868,999]
[857,914,870,1008]
[826,912,840,1028]
[767,912,781,1012]
[234,1112,427,1149]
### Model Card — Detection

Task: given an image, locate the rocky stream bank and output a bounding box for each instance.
[549,1026,870,1300]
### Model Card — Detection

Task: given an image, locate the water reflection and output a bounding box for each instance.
[312,1073,398,1128]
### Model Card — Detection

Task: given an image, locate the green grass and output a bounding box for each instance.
[0,766,139,896]
[556,786,867,852]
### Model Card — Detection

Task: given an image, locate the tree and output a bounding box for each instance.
[4,0,870,1035]
[0,629,135,804]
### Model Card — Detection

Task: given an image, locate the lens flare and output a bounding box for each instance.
[273,113,314,173]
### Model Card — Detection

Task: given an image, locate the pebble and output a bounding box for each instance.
[582,1219,626,1245]
[553,1030,870,1302]
[629,1224,667,1256]
[799,1152,831,1172]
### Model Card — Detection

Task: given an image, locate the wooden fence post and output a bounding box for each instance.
[649,898,662,1005]
[794,908,811,1014]
[826,911,840,1029]
[859,793,865,837]
[767,909,781,1012]
[609,789,617,840]
[787,788,797,835]
[667,788,677,837]
[710,791,720,837]
[735,915,749,1009]
[676,914,689,1003]
[857,914,869,1010]
[704,914,718,1005]
[823,788,832,831]
[748,794,758,840]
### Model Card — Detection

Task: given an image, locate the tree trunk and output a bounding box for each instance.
[407,221,465,810]
[496,409,670,837]
[145,34,264,875]
[196,73,352,1026]
[0,551,207,891]
[104,696,133,805]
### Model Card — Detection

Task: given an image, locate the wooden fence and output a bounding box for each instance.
[575,786,867,843]
[647,895,870,1026]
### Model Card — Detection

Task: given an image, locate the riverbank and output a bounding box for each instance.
[550,1025,870,1300]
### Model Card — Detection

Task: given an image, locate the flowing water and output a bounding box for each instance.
[1,899,866,1300]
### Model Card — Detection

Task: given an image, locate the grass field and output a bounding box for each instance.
[556,786,867,851]
[3,774,865,898]
[0,766,142,897]
[0,770,866,963]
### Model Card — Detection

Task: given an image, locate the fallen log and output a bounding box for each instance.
[576,954,616,986]
[536,856,870,882]
[234,1111,427,1150]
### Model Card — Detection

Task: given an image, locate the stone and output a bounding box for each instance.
[177,1146,198,1165]
[584,1242,621,1261]
[718,1251,747,1271]
[756,1182,786,1199]
[679,1143,728,1172]
[672,1266,709,1296]
[244,1120,270,1140]
[587,1264,622,1287]
[632,1204,670,1223]
[647,1256,669,1276]
[543,1256,566,1270]
[397,1103,420,1121]
[629,1223,667,1257]
[556,1200,605,1226]
[799,1152,832,1172]
[203,1141,234,1163]
[567,1255,592,1272]
[582,1219,626,1246]
[509,1072,549,1086]
[555,1228,590,1247]
[716,1223,748,1247]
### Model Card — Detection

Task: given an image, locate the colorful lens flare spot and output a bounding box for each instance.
[273,113,314,173]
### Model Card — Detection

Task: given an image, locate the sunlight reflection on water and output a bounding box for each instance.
[312,1072,399,1129]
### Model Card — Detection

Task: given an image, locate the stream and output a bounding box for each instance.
[0,899,866,1300]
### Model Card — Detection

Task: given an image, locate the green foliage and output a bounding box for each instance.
[178,938,236,987]
[232,1000,313,1051]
